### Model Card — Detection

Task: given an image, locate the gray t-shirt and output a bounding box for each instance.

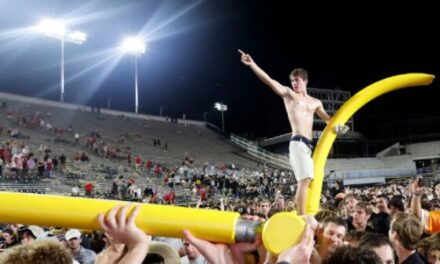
[74,246,96,264]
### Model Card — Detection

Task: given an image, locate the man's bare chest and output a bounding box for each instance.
[286,98,316,113]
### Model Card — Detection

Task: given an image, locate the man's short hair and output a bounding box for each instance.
[290,68,308,81]
[344,193,360,202]
[260,199,270,205]
[355,201,373,215]
[389,196,405,212]
[417,232,440,259]
[358,232,393,250]
[344,230,366,244]
[391,212,423,250]
[322,216,348,231]
[0,240,72,264]
[315,209,337,223]
[376,194,390,205]
[323,245,382,264]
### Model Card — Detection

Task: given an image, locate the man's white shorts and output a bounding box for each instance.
[289,141,314,182]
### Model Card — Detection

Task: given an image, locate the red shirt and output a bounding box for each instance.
[200,188,207,201]
[85,182,94,192]
[163,191,176,203]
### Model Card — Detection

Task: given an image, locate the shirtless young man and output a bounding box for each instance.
[239,49,348,215]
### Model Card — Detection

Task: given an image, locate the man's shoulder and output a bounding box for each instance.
[308,95,322,104]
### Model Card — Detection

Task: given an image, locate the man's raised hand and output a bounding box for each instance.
[238,49,253,66]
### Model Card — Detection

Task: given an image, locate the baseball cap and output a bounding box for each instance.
[20,225,45,239]
[65,229,81,241]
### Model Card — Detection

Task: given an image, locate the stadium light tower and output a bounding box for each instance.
[214,102,228,132]
[36,19,87,102]
[120,37,146,114]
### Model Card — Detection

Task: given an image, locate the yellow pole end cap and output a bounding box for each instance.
[261,212,305,255]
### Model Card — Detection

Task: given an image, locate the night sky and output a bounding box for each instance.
[0,1,439,139]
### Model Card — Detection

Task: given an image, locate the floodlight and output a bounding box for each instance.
[214,102,228,132]
[35,18,87,102]
[121,37,146,54]
[37,19,66,39]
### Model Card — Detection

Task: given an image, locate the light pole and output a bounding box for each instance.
[121,37,146,114]
[214,102,228,132]
[36,19,86,102]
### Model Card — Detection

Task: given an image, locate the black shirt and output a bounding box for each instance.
[371,212,390,235]
[401,251,426,264]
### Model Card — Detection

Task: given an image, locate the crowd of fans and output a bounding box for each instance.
[0,102,440,263]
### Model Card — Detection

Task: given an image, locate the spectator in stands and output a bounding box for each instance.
[65,229,96,264]
[163,189,176,205]
[74,152,81,162]
[80,152,89,162]
[134,155,142,171]
[127,150,131,166]
[26,157,36,176]
[85,182,94,197]
[153,164,162,177]
[52,156,59,170]
[72,185,80,197]
[37,160,44,177]
[239,49,349,215]
[145,159,152,174]
[198,186,207,202]
[45,159,53,178]
[111,179,119,199]
[59,153,66,171]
